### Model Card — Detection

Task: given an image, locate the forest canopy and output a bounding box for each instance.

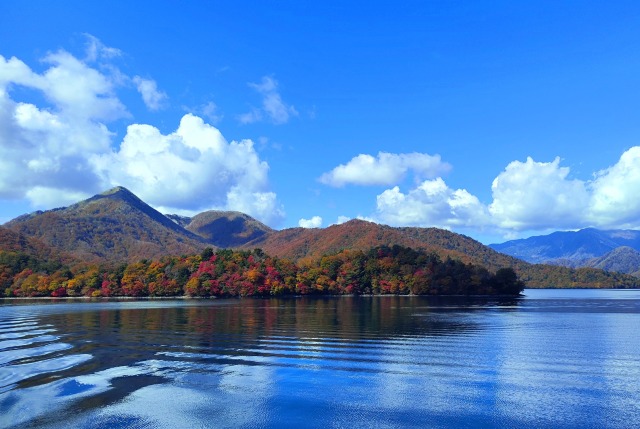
[1,245,525,298]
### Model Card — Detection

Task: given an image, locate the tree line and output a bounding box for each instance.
[1,245,525,298]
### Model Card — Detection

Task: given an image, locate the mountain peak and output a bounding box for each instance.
[91,186,143,206]
[184,210,272,247]
[4,187,208,262]
[101,186,135,196]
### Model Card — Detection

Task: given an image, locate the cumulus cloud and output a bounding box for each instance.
[93,114,285,225]
[299,216,322,228]
[488,157,590,230]
[589,147,640,228]
[25,187,93,209]
[374,178,490,229]
[319,152,451,187]
[240,76,297,124]
[0,52,116,201]
[370,149,640,234]
[0,38,285,226]
[486,150,640,231]
[133,76,167,111]
[50,52,128,121]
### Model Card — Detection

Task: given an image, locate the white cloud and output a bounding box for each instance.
[589,146,640,228]
[93,114,285,225]
[42,50,129,121]
[374,178,489,229]
[133,76,167,111]
[486,150,640,231]
[83,34,122,62]
[319,152,451,187]
[199,101,222,124]
[0,39,285,227]
[0,52,115,201]
[488,157,590,230]
[299,216,322,228]
[237,108,262,124]
[369,149,640,235]
[240,76,297,125]
[25,187,92,209]
[336,215,351,225]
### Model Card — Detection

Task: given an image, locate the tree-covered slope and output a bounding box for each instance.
[169,210,272,248]
[4,187,207,263]
[584,246,640,277]
[244,220,640,288]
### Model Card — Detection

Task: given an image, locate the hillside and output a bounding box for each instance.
[169,210,272,248]
[244,220,640,288]
[584,246,640,277]
[4,187,208,263]
[0,226,51,257]
[244,219,521,271]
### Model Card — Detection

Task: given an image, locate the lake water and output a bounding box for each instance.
[0,289,639,428]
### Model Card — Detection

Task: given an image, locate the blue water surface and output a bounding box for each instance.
[0,290,639,428]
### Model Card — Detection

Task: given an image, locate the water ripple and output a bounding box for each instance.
[0,293,638,429]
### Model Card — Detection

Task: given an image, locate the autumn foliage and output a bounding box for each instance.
[1,245,527,298]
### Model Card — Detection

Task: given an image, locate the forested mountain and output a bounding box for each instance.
[243,220,640,288]
[583,246,640,277]
[0,226,54,258]
[243,219,521,271]
[2,188,639,290]
[169,210,272,248]
[4,187,207,263]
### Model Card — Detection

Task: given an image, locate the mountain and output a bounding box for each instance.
[168,211,272,248]
[0,226,48,256]
[243,219,521,271]
[2,189,638,288]
[0,225,77,265]
[490,228,640,264]
[243,220,639,288]
[584,246,640,277]
[4,187,208,263]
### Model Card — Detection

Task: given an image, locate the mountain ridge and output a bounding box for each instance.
[2,188,639,288]
[490,228,640,277]
[490,228,640,263]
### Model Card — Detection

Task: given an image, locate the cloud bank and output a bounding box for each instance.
[0,38,284,226]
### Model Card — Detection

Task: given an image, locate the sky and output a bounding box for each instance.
[1,1,640,244]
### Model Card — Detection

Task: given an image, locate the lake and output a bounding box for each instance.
[1,289,639,428]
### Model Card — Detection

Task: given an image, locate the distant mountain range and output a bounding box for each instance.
[2,187,638,288]
[490,228,640,276]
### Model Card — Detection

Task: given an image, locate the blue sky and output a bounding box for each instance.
[1,1,640,244]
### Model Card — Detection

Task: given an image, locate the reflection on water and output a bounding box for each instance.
[0,291,639,428]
